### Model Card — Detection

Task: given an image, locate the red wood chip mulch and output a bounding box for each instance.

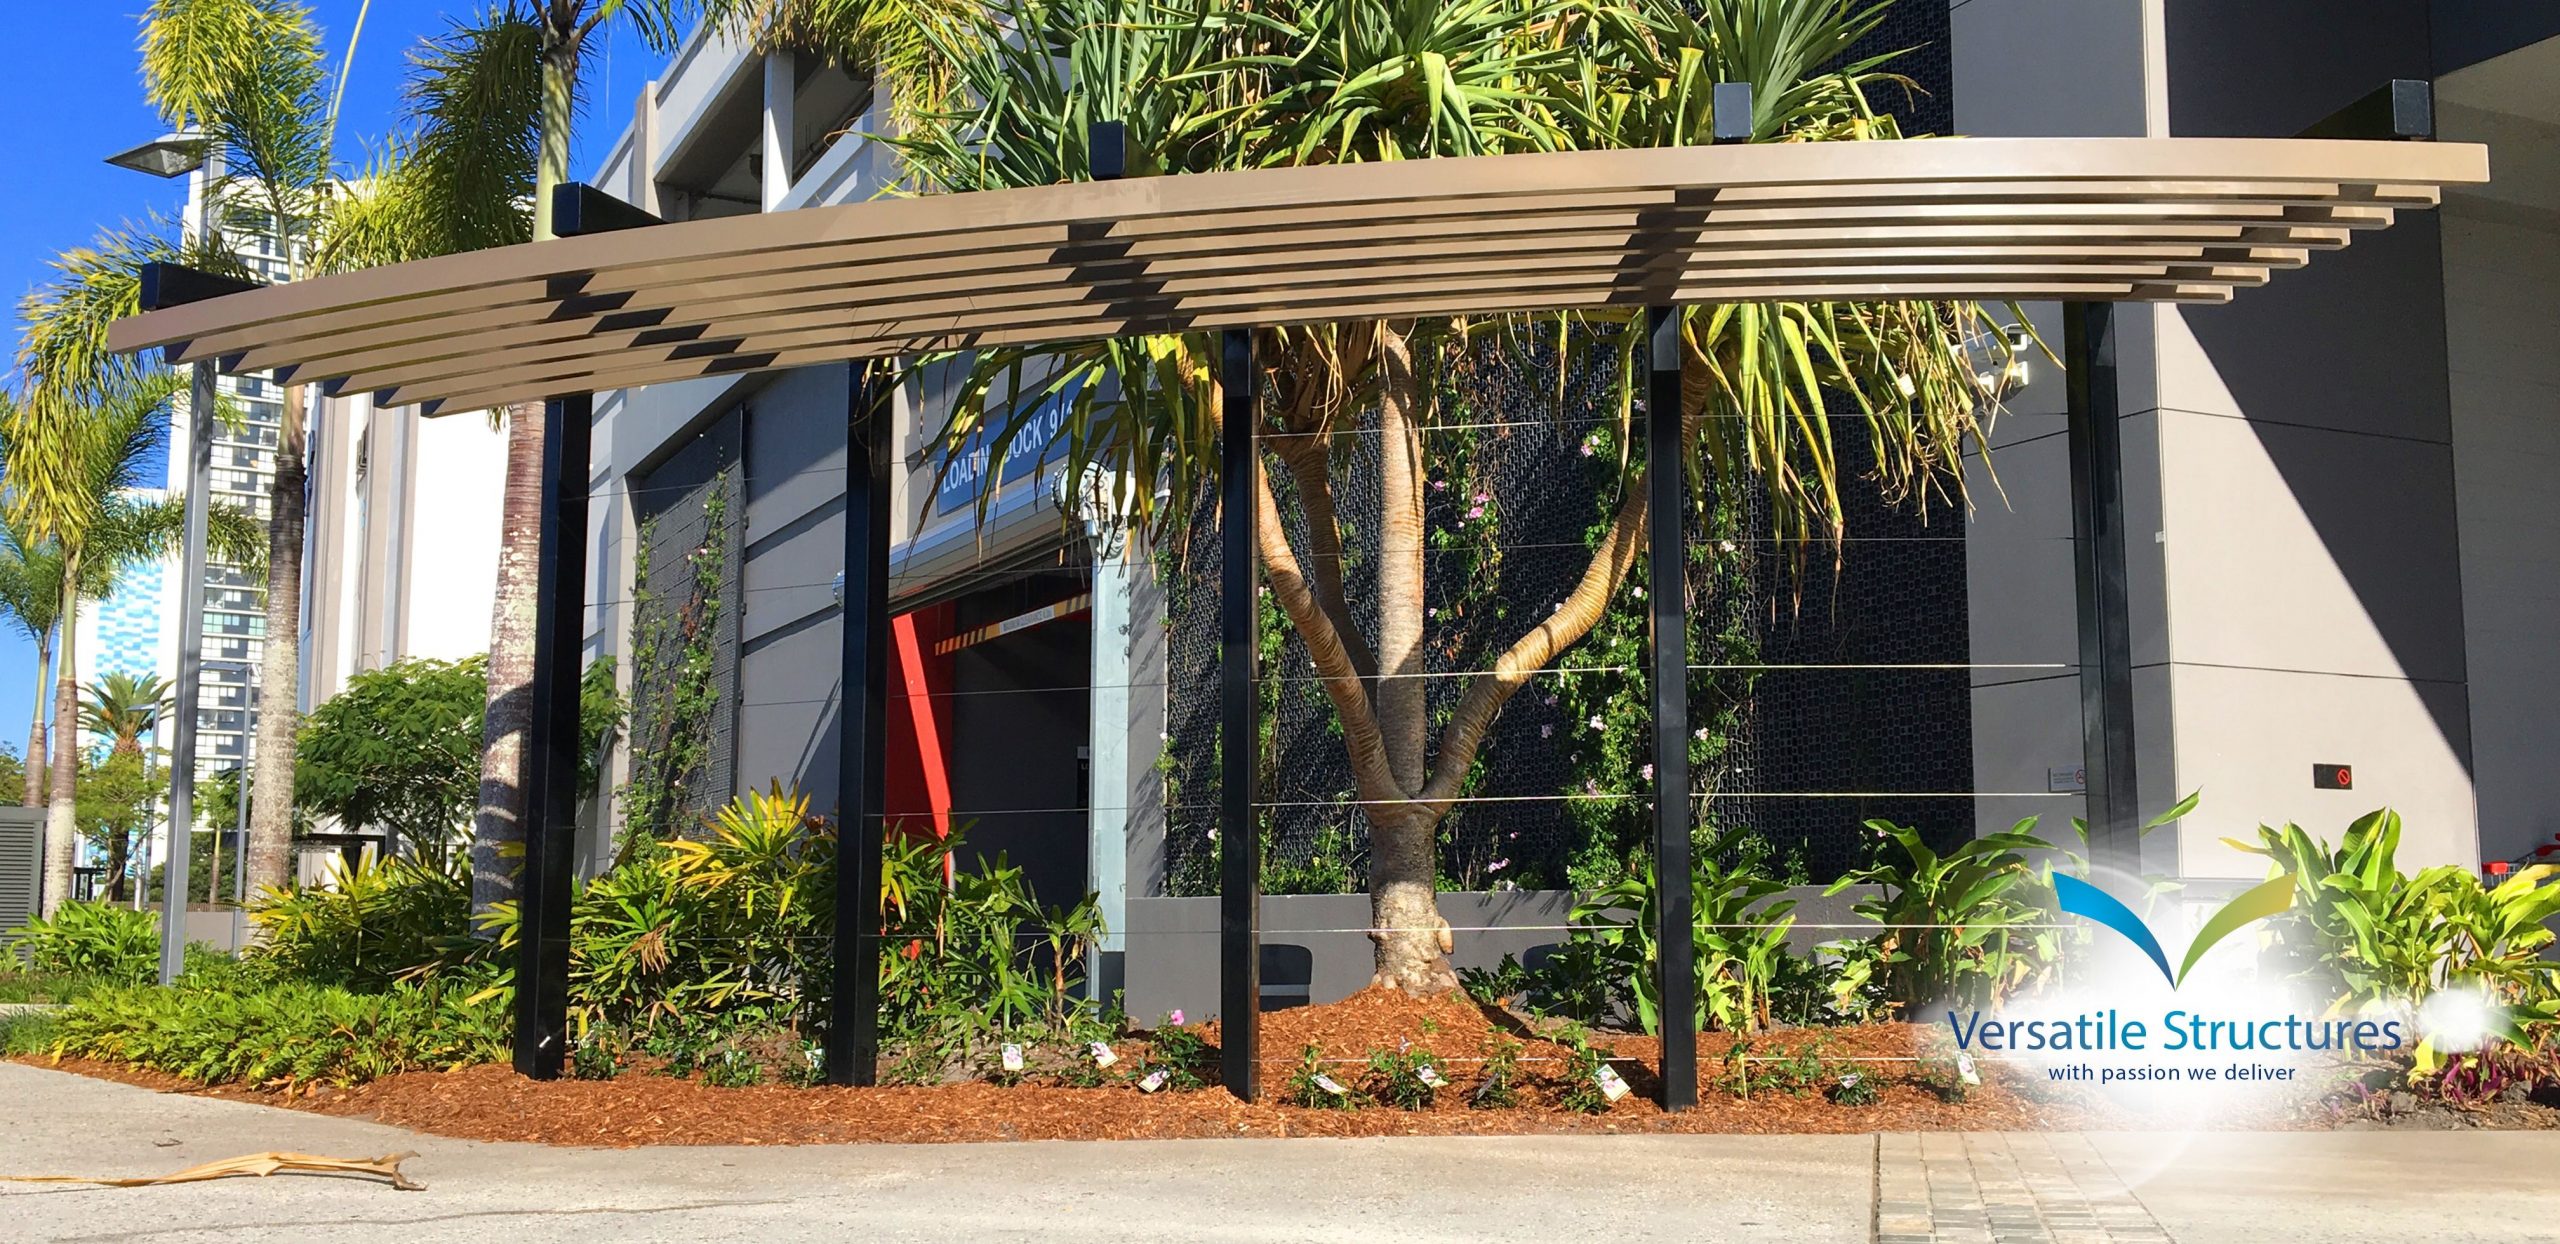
[17,989,2373,1147]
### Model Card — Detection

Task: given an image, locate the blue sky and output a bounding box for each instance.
[0,2,678,758]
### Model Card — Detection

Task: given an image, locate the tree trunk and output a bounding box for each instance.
[39,561,80,917]
[23,634,49,807]
[104,830,131,903]
[472,400,547,915]
[469,32,581,917]
[1368,803,1458,995]
[243,382,310,901]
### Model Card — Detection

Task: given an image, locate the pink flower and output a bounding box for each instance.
[1466,505,1485,520]
[1588,715,1604,729]
[1540,724,1554,738]
[1472,492,1488,504]
[1487,858,1511,873]
[1640,764,1655,781]
[1430,479,1447,492]
[1168,1009,1185,1026]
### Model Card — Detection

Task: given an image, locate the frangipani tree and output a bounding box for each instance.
[896,0,2023,994]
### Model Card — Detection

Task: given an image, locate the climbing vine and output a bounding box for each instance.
[621,472,732,846]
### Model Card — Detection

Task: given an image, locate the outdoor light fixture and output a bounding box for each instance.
[104,133,208,180]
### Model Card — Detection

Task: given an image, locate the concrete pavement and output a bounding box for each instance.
[6,1062,2560,1243]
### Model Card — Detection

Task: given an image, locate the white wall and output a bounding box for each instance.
[399,413,509,661]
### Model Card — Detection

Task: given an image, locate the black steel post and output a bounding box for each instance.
[513,393,592,1079]
[828,361,894,1087]
[1645,307,1697,1111]
[1218,327,1262,1102]
[2064,303,2140,870]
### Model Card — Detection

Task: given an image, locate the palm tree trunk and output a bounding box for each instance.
[472,400,546,913]
[24,632,49,807]
[243,382,310,900]
[469,31,582,918]
[39,561,80,917]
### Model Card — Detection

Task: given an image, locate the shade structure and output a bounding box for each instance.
[108,136,2486,414]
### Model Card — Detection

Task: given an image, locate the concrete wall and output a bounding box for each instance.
[1121,887,1880,1022]
[2436,45,2560,865]
[1953,0,2491,874]
[2157,0,2475,873]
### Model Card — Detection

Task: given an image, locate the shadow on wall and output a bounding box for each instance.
[2166,0,2473,779]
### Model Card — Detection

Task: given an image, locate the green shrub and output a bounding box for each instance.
[27,976,505,1087]
[252,855,477,988]
[1828,1071,1879,1107]
[7,903,156,983]
[1364,1044,1441,1110]
[1565,831,1800,1034]
[1143,1016,1211,1091]
[1283,1042,1360,1109]
[1827,819,2055,1009]
[1472,1036,1524,1109]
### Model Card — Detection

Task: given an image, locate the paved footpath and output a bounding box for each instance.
[5,1063,2559,1243]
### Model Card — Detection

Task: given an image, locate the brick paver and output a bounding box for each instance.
[1875,1133,2172,1244]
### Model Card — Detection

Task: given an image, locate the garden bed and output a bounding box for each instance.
[21,987,2556,1145]
[0,989,2105,1145]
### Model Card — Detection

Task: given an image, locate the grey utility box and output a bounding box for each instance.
[0,806,40,943]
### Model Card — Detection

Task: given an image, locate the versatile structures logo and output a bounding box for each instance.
[1943,873,2405,1091]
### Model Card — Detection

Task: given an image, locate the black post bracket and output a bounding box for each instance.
[138,261,264,312]
[552,183,668,238]
[2300,79,2433,141]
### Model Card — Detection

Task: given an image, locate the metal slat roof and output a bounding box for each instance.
[106,137,2491,412]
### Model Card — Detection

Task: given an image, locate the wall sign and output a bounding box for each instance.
[2313,763,2354,791]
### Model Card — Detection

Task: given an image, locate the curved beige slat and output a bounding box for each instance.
[404,279,2242,414]
[326,238,2296,399]
[104,137,2489,413]
[202,194,2387,374]
[410,277,2239,416]
[236,217,2341,380]
[353,253,2281,406]
[117,138,2483,349]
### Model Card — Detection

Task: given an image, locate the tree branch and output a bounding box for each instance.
[1415,457,1652,814]
[1251,454,1404,803]
[1373,325,1429,793]
[1269,434,1376,682]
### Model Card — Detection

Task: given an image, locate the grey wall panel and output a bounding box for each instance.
[2432,8,2560,76]
[1951,0,2148,139]
[2165,0,2431,138]
[2443,202,2560,865]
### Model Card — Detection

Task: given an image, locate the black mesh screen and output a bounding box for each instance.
[1158,0,1969,891]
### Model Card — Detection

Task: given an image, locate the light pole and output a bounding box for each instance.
[108,131,213,987]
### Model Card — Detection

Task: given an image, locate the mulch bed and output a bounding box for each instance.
[20,988,2554,1146]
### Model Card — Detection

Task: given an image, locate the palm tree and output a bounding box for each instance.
[13,220,264,865]
[894,0,2028,992]
[137,0,343,905]
[698,0,985,126]
[78,672,175,901]
[0,377,261,916]
[80,672,175,760]
[328,1,684,916]
[0,533,65,807]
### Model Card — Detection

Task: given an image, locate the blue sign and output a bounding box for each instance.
[932,375,1084,519]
